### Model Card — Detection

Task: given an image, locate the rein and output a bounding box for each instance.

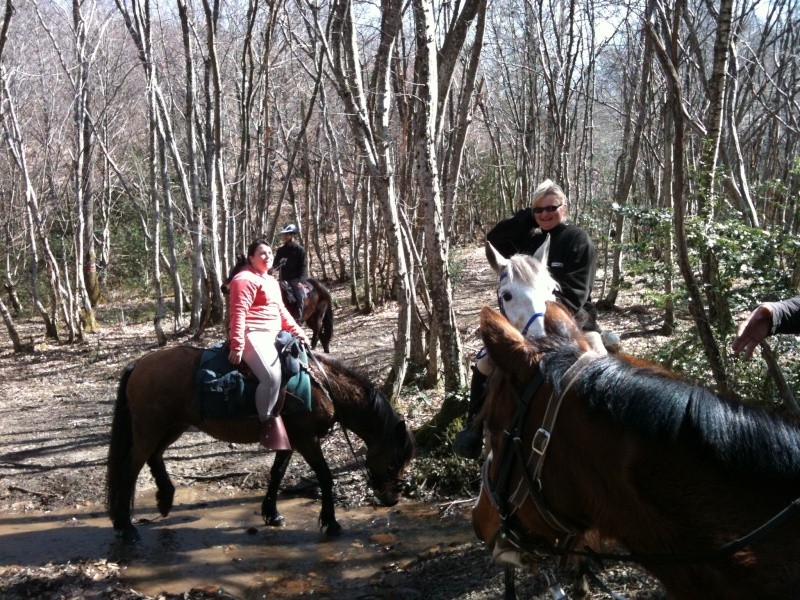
[305,358,405,497]
[304,356,372,486]
[482,356,591,559]
[485,351,800,568]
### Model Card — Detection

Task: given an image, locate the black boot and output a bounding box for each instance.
[453,367,488,459]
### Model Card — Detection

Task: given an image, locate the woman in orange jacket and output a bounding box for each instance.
[226,239,309,449]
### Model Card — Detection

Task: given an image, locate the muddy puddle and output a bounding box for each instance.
[0,487,478,598]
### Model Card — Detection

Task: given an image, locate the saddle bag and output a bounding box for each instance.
[194,345,257,419]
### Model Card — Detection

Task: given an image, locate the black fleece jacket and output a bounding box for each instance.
[487,208,598,330]
[772,296,800,335]
[273,241,307,281]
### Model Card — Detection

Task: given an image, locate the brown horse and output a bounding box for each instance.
[279,277,334,353]
[107,346,415,542]
[472,304,800,599]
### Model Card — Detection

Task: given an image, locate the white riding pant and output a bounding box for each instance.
[242,329,282,422]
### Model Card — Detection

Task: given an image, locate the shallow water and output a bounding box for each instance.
[0,487,475,598]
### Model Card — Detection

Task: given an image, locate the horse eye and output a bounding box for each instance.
[502,292,512,302]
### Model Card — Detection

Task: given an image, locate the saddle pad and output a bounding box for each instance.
[194,343,313,419]
[194,345,258,419]
[284,352,312,414]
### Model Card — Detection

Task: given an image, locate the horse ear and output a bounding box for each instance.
[533,234,550,266]
[480,306,537,378]
[485,241,508,274]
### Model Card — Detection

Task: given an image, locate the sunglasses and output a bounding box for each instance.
[533,204,563,214]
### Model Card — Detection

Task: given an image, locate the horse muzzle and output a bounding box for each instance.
[371,476,412,506]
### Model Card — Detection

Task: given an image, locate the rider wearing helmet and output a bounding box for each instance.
[273,224,308,324]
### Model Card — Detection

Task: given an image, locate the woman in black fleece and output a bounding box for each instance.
[454,179,601,459]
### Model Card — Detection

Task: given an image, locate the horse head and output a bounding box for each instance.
[473,304,800,597]
[485,238,558,339]
[364,415,416,506]
[472,304,594,567]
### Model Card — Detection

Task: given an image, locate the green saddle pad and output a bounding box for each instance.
[283,351,312,413]
[194,343,313,419]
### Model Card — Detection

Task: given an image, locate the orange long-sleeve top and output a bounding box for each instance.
[227,266,305,357]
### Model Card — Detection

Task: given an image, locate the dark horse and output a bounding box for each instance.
[280,277,334,353]
[107,346,415,542]
[472,304,800,599]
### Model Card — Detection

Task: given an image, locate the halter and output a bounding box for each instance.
[481,352,599,561]
[496,267,549,339]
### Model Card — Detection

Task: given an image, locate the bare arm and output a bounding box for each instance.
[732,304,773,361]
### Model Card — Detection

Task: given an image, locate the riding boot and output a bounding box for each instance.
[453,367,488,459]
[296,298,305,326]
[260,415,292,451]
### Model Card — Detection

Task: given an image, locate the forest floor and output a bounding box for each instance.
[0,244,673,599]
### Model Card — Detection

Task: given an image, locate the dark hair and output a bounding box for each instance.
[221,238,270,294]
[247,238,270,258]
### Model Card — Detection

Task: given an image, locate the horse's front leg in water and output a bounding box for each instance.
[262,450,293,526]
[296,441,341,536]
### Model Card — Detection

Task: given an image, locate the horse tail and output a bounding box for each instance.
[106,363,135,523]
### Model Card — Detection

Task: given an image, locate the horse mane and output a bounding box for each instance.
[537,345,800,480]
[313,354,405,434]
[503,253,558,291]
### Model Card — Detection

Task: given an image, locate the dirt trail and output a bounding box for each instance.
[0,244,663,599]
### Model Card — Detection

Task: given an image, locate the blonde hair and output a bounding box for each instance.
[532,179,567,207]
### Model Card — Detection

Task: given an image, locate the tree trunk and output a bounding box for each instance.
[327,0,413,400]
[603,28,653,307]
[647,3,731,398]
[412,0,466,391]
[0,295,28,352]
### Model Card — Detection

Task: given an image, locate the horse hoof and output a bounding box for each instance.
[156,485,175,517]
[115,525,141,543]
[266,514,285,527]
[322,521,342,537]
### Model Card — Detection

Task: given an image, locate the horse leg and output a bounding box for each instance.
[295,441,341,537]
[146,425,187,517]
[310,320,320,350]
[262,449,293,526]
[110,443,153,542]
[504,565,517,600]
[570,560,591,598]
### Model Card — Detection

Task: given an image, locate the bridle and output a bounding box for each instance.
[496,267,551,339]
[481,350,800,570]
[482,352,599,562]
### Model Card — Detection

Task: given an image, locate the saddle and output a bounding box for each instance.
[194,339,312,420]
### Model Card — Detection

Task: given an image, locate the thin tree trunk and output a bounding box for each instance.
[604,28,653,307]
[326,0,412,400]
[647,2,731,398]
[412,0,466,391]
[1,67,69,341]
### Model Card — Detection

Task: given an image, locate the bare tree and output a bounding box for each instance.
[1,66,72,341]
[324,0,414,400]
[647,0,732,398]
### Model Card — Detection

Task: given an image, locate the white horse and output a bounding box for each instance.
[477,238,606,379]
